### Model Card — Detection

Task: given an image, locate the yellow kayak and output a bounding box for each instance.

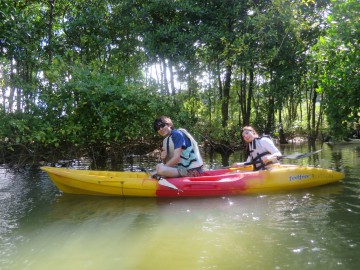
[41,165,344,197]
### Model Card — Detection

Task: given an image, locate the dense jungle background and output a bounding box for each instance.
[0,0,359,168]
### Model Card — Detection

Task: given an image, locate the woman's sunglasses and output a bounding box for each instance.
[242,130,253,136]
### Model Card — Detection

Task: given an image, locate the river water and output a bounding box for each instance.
[0,143,359,270]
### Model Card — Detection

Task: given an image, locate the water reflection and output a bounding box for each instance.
[1,143,360,270]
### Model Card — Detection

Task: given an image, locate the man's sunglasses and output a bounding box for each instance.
[155,123,167,131]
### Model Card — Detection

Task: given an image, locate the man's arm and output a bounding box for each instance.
[164,147,182,167]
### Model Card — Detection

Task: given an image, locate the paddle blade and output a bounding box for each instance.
[158,177,183,192]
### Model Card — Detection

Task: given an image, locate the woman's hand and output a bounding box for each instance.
[231,162,245,168]
[262,154,278,164]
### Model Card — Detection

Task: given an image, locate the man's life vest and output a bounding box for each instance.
[162,128,203,170]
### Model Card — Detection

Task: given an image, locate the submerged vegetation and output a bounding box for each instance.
[0,0,359,167]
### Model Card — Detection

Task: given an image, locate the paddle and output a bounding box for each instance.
[155,175,183,192]
[274,149,322,160]
[234,149,323,167]
[140,168,183,192]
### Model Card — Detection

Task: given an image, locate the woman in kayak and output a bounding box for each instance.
[232,126,282,171]
[152,116,203,178]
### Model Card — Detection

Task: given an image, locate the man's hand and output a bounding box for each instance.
[160,147,167,161]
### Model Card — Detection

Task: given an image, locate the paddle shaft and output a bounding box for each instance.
[276,149,322,160]
[240,149,322,166]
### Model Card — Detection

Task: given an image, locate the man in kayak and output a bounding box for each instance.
[152,116,203,178]
[232,126,282,171]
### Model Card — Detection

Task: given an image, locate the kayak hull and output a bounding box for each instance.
[40,165,344,197]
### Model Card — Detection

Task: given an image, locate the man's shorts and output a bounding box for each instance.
[177,166,203,177]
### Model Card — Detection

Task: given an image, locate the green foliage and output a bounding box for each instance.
[39,65,162,146]
[1,0,359,164]
[0,110,57,154]
[312,0,360,139]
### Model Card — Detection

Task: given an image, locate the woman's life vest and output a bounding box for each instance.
[245,135,281,171]
[162,128,203,170]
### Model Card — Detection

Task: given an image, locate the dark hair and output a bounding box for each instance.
[153,116,173,132]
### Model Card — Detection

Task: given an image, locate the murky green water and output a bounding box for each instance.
[1,143,359,270]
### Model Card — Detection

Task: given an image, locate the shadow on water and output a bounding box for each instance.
[46,195,158,223]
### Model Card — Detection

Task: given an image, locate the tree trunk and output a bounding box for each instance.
[245,68,254,126]
[265,96,274,134]
[48,0,55,64]
[308,86,317,144]
[221,63,232,128]
[278,109,287,144]
[161,58,169,95]
[217,61,223,98]
[238,67,247,126]
[169,59,176,96]
[8,61,15,112]
[265,72,275,134]
[315,92,324,142]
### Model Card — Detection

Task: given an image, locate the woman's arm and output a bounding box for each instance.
[261,137,282,163]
